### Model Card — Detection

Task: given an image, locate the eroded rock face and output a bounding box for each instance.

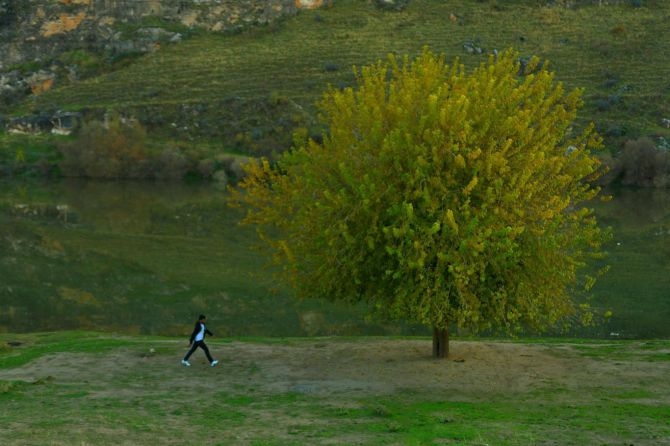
[0,0,307,111]
[0,0,299,69]
[0,0,308,119]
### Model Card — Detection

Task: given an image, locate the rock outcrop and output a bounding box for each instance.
[1,1,302,67]
[0,0,302,111]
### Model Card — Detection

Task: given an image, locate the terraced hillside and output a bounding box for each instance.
[7,0,670,154]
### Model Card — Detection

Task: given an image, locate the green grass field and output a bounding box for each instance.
[1,332,669,445]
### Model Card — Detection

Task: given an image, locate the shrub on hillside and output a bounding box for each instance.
[197,158,216,179]
[597,152,622,186]
[215,154,248,183]
[154,147,192,180]
[58,115,149,179]
[617,137,670,187]
[374,0,410,11]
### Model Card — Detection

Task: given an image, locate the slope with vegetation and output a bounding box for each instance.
[1,0,669,183]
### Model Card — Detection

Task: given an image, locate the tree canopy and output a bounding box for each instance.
[231,48,609,357]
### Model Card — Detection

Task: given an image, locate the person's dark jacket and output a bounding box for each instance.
[189,321,213,344]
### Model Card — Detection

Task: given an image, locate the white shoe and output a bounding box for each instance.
[181,360,191,367]
[211,360,219,367]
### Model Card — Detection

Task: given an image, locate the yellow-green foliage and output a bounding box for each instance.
[233,48,609,335]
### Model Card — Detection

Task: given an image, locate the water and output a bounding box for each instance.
[0,179,416,337]
[586,187,670,339]
[1,179,668,339]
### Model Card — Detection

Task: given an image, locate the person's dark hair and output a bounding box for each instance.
[198,314,206,320]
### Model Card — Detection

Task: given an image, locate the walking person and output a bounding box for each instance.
[181,314,219,367]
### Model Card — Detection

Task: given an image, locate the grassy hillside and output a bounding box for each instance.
[10,0,670,154]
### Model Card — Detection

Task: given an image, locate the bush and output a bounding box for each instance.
[596,152,622,186]
[374,0,410,11]
[617,137,670,187]
[215,154,249,183]
[154,147,192,180]
[197,158,216,179]
[58,115,149,179]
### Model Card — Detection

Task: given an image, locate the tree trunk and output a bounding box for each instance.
[432,326,449,359]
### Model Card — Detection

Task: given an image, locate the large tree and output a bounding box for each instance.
[232,48,609,357]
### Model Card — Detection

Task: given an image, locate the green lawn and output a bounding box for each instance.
[1,333,669,445]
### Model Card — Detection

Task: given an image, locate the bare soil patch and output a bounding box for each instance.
[2,338,668,403]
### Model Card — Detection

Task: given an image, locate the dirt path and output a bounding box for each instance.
[2,338,669,404]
